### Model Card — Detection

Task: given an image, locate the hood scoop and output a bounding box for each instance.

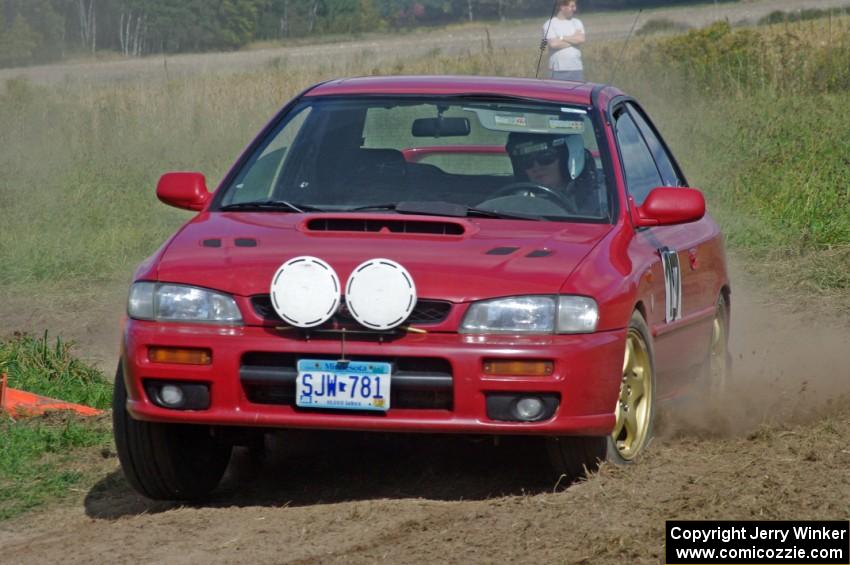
[305,217,465,236]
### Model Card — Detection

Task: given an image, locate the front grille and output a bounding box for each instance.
[240,353,453,410]
[251,296,451,326]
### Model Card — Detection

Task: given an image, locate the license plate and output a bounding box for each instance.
[296,359,391,411]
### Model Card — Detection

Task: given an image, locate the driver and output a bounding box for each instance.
[506,132,600,215]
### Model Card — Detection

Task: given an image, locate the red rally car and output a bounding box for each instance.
[113,76,731,500]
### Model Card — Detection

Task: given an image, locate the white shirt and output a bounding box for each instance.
[544,17,585,71]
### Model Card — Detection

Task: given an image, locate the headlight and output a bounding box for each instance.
[128,282,242,324]
[557,296,599,333]
[460,295,597,334]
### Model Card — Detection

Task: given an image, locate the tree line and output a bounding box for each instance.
[0,0,718,68]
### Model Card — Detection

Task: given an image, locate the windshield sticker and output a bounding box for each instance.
[548,118,585,133]
[466,107,581,133]
[560,107,588,114]
[511,141,549,156]
[494,115,527,127]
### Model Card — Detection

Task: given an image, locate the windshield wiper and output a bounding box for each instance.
[346,203,399,212]
[465,207,544,221]
[219,200,327,213]
[346,201,542,221]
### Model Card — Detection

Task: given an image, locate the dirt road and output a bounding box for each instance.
[1,262,848,564]
[2,0,849,87]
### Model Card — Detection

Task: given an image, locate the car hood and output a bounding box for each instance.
[154,212,613,303]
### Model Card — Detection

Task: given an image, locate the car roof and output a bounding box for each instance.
[306,75,614,106]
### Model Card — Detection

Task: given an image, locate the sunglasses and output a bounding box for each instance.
[515,148,559,170]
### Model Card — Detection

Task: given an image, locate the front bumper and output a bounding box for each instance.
[121,320,625,436]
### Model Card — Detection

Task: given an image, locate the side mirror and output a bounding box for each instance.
[156,172,211,211]
[632,187,705,228]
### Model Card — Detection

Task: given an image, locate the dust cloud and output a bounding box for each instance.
[665,262,850,437]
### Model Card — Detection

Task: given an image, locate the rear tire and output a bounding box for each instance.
[112,364,232,501]
[706,293,731,403]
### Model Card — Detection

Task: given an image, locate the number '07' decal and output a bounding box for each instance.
[660,247,682,323]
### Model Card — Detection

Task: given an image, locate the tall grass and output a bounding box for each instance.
[0,74,288,287]
[636,18,690,36]
[0,332,111,408]
[616,20,850,282]
[0,15,848,293]
[759,7,850,26]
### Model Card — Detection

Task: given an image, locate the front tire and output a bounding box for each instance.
[607,310,656,464]
[547,310,657,480]
[546,436,606,482]
[112,364,232,501]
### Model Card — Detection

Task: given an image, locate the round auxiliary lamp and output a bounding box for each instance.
[270,256,341,328]
[345,259,417,331]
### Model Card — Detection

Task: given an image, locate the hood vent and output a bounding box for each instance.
[306,218,465,236]
[486,246,519,256]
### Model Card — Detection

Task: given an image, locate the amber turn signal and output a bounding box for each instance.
[483,360,554,376]
[148,347,212,365]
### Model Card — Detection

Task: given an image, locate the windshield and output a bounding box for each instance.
[217,96,612,222]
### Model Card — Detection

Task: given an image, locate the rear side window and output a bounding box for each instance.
[615,110,662,205]
[627,103,682,187]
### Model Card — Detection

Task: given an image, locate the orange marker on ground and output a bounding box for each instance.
[0,372,103,418]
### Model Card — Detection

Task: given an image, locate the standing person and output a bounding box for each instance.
[543,0,586,81]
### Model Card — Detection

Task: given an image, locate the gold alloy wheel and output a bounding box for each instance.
[708,305,729,400]
[612,328,653,460]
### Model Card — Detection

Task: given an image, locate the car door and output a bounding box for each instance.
[613,101,719,398]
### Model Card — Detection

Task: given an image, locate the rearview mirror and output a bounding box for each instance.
[156,172,211,211]
[632,187,705,227]
[411,117,471,137]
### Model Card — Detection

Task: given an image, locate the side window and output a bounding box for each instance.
[627,103,682,187]
[223,106,312,205]
[614,109,662,205]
